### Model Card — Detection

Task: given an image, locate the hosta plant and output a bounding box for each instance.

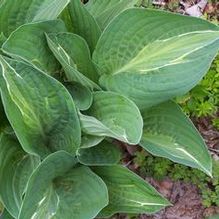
[0,0,219,218]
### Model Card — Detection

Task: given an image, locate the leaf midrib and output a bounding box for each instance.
[112,30,219,75]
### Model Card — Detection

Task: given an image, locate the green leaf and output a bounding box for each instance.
[207,214,219,219]
[93,165,170,217]
[19,151,108,219]
[85,0,138,30]
[65,82,93,111]
[81,134,104,148]
[1,209,14,219]
[93,9,219,109]
[80,91,143,145]
[140,101,212,176]
[2,20,66,75]
[66,0,101,52]
[78,140,121,165]
[0,32,6,47]
[0,57,81,157]
[0,132,40,218]
[46,32,100,90]
[0,0,69,36]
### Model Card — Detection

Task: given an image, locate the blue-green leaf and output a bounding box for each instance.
[46,32,100,89]
[2,20,66,74]
[80,91,143,145]
[78,140,121,165]
[0,57,81,157]
[19,151,108,219]
[81,134,104,148]
[0,0,69,36]
[66,0,101,52]
[0,132,40,218]
[93,9,219,109]
[65,82,93,111]
[85,0,138,30]
[140,101,212,176]
[93,165,170,217]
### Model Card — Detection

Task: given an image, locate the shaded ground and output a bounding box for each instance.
[194,115,219,161]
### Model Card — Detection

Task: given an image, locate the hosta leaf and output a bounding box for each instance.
[81,134,104,148]
[2,20,66,75]
[0,32,6,56]
[0,32,6,47]
[0,132,40,218]
[1,209,14,219]
[66,0,101,52]
[0,0,69,36]
[0,57,81,157]
[140,101,212,176]
[93,165,170,217]
[46,32,100,89]
[80,91,143,145]
[93,9,219,109]
[78,140,121,165]
[59,7,74,33]
[19,151,108,219]
[85,0,138,30]
[65,82,93,111]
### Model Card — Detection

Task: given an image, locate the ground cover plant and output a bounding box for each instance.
[0,0,219,219]
[178,54,219,130]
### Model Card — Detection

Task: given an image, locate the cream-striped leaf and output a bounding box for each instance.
[140,101,212,176]
[80,91,143,145]
[0,132,40,218]
[19,151,108,219]
[0,57,81,157]
[93,9,219,109]
[46,33,100,90]
[93,165,170,217]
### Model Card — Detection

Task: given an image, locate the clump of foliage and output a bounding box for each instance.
[0,0,219,219]
[134,151,219,208]
[178,55,219,116]
[177,54,219,130]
